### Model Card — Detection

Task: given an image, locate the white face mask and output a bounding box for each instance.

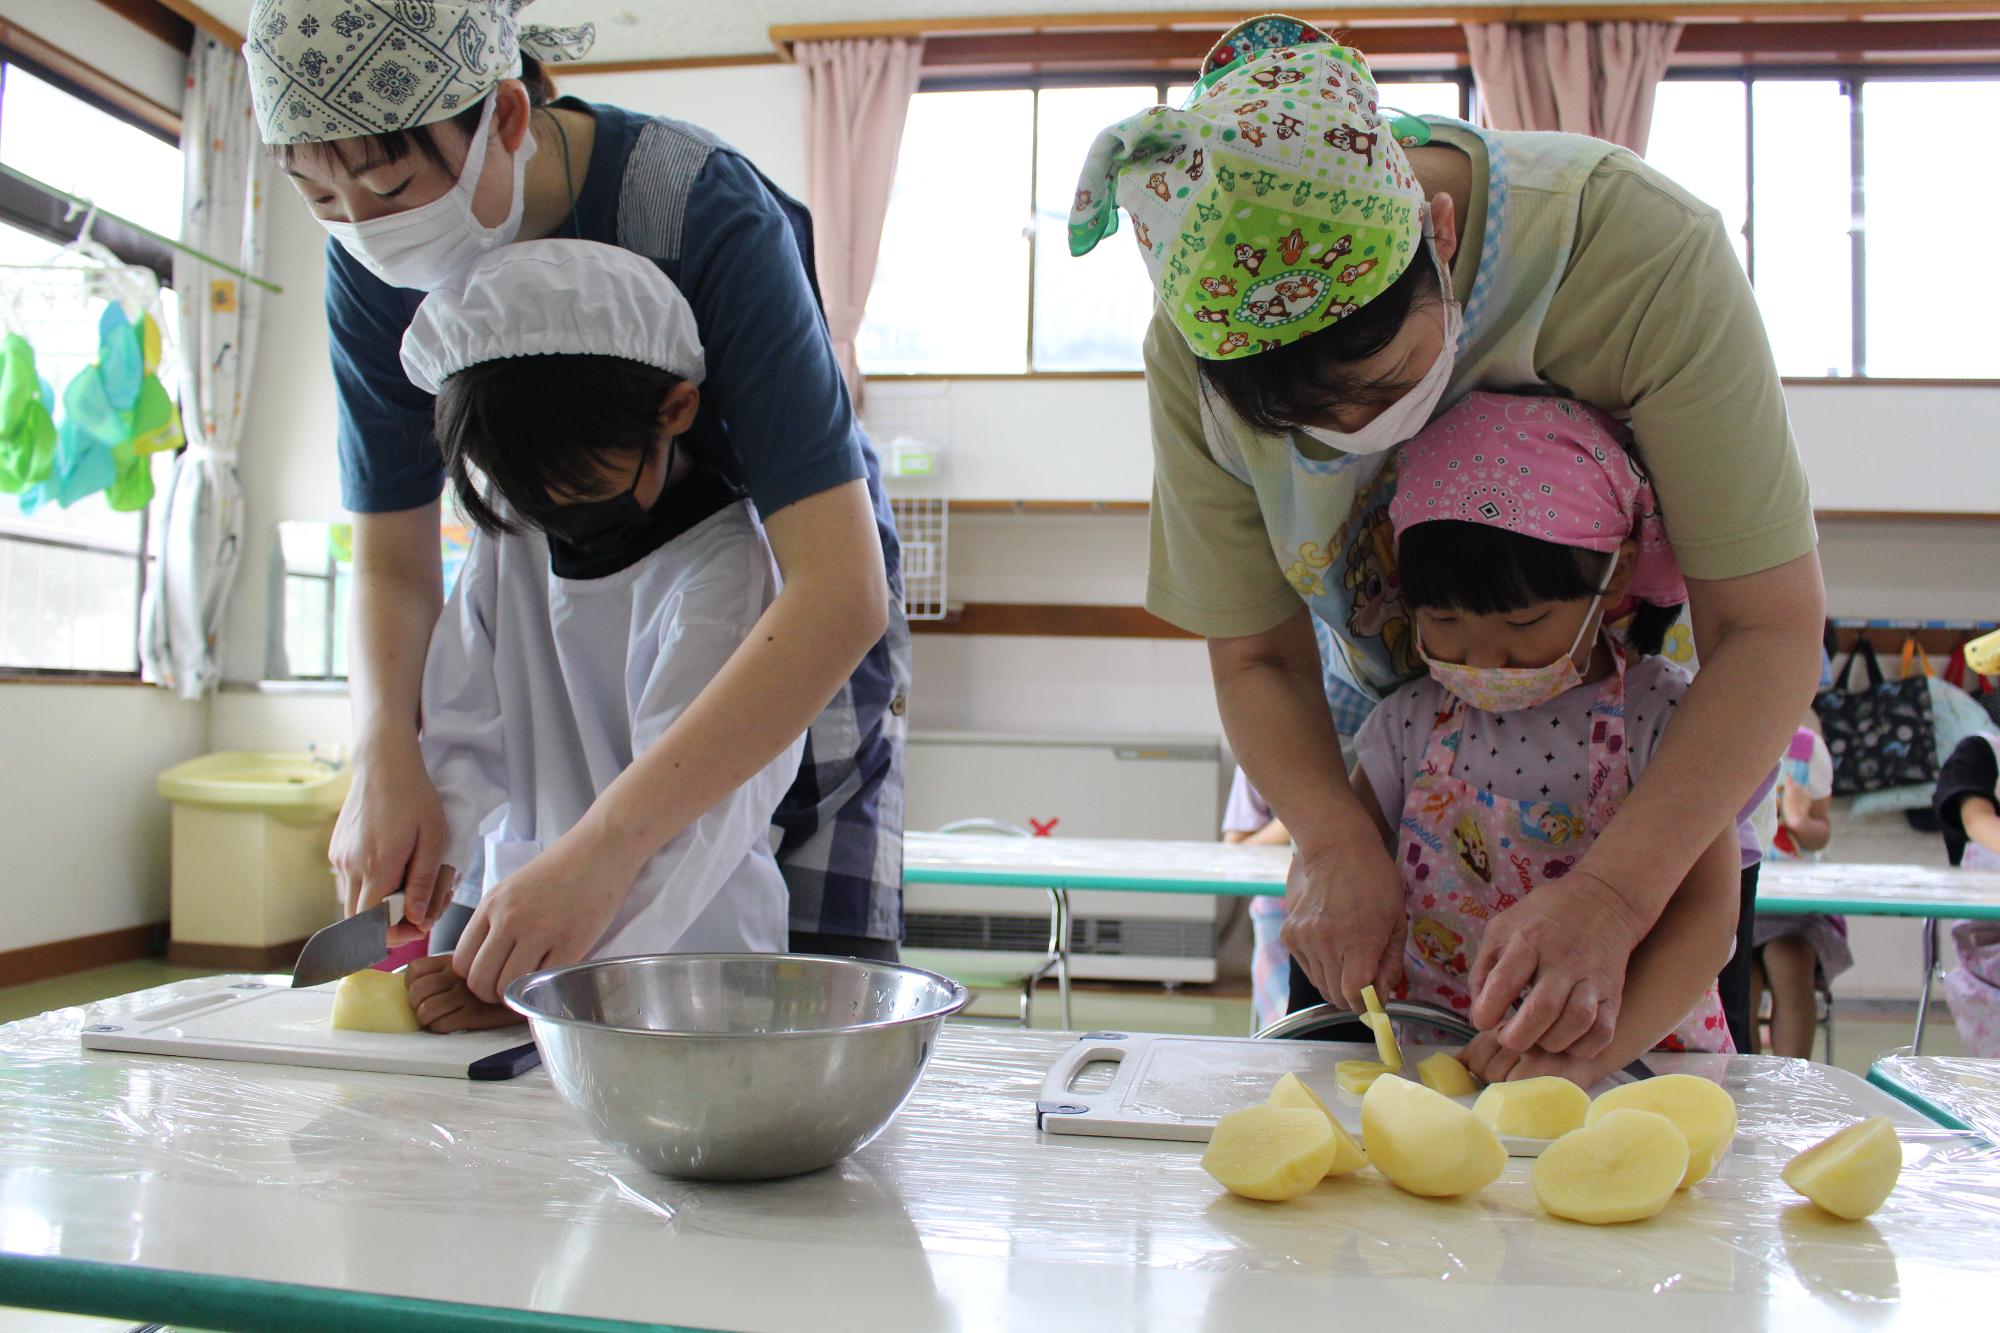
[1296,233,1462,457]
[321,97,536,291]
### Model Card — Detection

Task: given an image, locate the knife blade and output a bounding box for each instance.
[292,892,405,988]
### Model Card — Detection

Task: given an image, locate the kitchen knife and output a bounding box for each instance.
[292,892,405,988]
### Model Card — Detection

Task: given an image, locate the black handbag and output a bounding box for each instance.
[1815,641,1939,795]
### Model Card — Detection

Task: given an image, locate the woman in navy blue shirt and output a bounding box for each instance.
[244,0,907,1001]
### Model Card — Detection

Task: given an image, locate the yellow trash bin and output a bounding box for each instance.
[157,751,352,968]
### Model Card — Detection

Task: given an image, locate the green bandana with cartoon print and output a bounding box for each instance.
[1069,13,1429,360]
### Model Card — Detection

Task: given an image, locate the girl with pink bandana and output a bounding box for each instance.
[1350,392,1739,1084]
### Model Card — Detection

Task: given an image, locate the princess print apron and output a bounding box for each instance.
[1394,645,1735,1053]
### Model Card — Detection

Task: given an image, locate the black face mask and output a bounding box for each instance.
[538,440,744,582]
[537,447,660,554]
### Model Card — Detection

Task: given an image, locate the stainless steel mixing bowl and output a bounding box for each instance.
[505,953,970,1181]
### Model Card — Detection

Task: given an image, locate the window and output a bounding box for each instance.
[863,74,1474,375]
[271,520,474,682]
[0,62,183,673]
[1647,70,2000,379]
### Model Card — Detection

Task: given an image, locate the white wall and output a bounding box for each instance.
[0,686,205,952]
[0,0,187,112]
[208,689,351,754]
[864,378,2000,510]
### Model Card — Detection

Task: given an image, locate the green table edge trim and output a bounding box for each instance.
[1865,1065,1979,1137]
[904,868,1281,895]
[1755,897,2000,920]
[905,874,2000,915]
[0,1252,728,1333]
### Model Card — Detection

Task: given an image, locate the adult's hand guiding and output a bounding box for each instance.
[1466,866,1643,1055]
[1279,834,1408,1016]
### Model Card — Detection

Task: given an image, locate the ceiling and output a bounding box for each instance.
[173,0,1790,63]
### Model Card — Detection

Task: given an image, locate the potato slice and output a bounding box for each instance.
[1359,984,1404,1071]
[1587,1074,1738,1188]
[1533,1108,1689,1224]
[1267,1073,1368,1176]
[1202,1105,1338,1201]
[1336,1059,1393,1095]
[329,968,420,1033]
[1782,1117,1902,1221]
[1417,1052,1480,1098]
[1474,1076,1589,1140]
[1362,1071,1507,1198]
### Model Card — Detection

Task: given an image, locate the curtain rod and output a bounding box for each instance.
[0,162,281,295]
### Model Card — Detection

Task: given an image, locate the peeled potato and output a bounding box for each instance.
[1202,1105,1338,1201]
[1783,1117,1902,1220]
[1588,1074,1738,1188]
[330,968,420,1033]
[1533,1108,1689,1224]
[1474,1076,1589,1140]
[1267,1073,1368,1176]
[1362,1071,1507,1198]
[1336,1059,1393,1095]
[1417,1052,1480,1098]
[1359,984,1403,1071]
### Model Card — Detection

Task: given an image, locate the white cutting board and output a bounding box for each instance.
[1036,1031,1639,1157]
[79,978,540,1080]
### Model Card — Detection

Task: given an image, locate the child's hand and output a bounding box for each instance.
[405,954,519,1033]
[1779,781,1814,829]
[452,827,636,1004]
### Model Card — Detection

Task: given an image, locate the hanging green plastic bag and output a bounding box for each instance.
[0,338,58,495]
[129,375,183,455]
[0,333,37,432]
[106,441,154,512]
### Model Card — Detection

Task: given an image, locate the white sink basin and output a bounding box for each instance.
[157,751,352,820]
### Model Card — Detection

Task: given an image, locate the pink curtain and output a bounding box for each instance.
[797,38,925,406]
[1466,22,1682,154]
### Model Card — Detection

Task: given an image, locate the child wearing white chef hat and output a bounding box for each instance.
[394,239,801,1032]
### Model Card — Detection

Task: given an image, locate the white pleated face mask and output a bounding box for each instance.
[1296,230,1462,457]
[321,96,536,292]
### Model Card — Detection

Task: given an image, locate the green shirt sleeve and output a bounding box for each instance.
[1142,306,1303,639]
[1537,154,1817,582]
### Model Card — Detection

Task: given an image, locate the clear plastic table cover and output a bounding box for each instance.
[3,978,2000,1331]
[904,831,1290,893]
[1757,861,2000,919]
[1871,1054,2000,1143]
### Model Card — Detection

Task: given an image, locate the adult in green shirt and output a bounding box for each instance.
[1072,16,1823,1057]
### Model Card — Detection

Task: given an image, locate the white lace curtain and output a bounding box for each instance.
[142,36,269,698]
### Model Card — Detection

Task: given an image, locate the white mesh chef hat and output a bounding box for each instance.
[401,240,705,395]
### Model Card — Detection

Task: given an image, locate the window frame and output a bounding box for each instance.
[0,54,182,683]
[874,69,1476,379]
[1659,62,2000,384]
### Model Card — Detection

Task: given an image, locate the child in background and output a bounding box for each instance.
[1222,768,1292,1032]
[1351,393,1743,1086]
[1751,716,1849,1057]
[392,240,803,1032]
[1933,730,2000,1056]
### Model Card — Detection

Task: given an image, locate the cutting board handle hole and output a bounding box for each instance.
[1067,1059,1122,1095]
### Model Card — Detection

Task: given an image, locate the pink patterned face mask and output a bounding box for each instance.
[1417,564,1614,714]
